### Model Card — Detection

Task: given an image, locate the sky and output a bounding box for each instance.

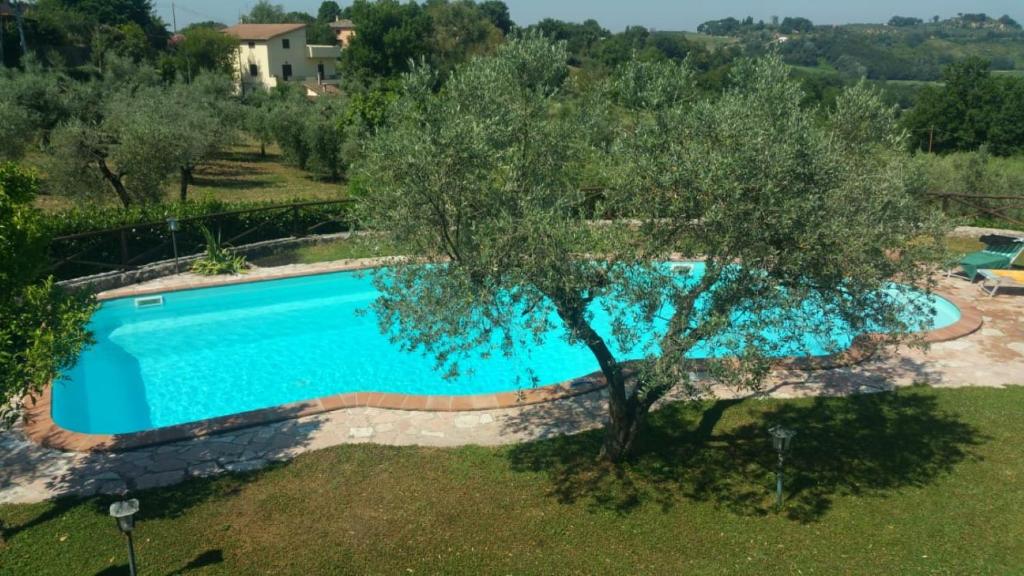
[157,0,1023,32]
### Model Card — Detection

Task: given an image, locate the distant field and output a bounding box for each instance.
[33,141,346,212]
[680,32,739,51]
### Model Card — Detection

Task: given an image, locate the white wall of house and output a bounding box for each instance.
[235,28,339,93]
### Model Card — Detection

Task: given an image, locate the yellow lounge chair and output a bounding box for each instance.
[978,269,1024,297]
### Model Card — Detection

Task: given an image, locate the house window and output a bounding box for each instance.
[282,38,290,49]
[247,41,255,49]
[249,64,258,77]
[282,63,292,81]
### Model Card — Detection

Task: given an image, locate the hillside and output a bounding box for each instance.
[694,13,1024,82]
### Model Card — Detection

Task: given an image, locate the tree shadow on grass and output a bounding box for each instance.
[506,387,985,522]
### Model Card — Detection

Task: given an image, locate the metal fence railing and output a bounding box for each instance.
[48,200,355,281]
[928,192,1024,229]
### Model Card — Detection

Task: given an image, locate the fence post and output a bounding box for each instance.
[119,229,129,271]
[292,204,302,238]
[942,195,950,214]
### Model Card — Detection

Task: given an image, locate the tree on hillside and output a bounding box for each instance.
[0,60,81,147]
[478,1,513,35]
[997,15,1021,30]
[425,0,503,76]
[318,1,343,23]
[240,0,288,24]
[888,16,924,27]
[0,163,95,427]
[528,18,607,65]
[697,17,741,36]
[39,0,170,49]
[162,25,239,81]
[180,21,226,32]
[903,57,1024,155]
[357,37,944,461]
[779,16,814,33]
[90,22,152,69]
[0,100,33,160]
[340,0,433,80]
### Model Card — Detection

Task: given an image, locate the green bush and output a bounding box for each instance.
[191,226,247,275]
[1,163,96,426]
[46,198,354,280]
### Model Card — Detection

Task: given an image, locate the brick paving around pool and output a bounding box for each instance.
[1,262,1021,504]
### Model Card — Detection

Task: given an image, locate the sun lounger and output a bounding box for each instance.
[948,235,1024,281]
[978,269,1024,297]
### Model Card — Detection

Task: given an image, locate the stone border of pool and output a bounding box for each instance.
[22,260,983,453]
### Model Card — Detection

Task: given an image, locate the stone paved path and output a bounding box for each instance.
[1,269,1021,505]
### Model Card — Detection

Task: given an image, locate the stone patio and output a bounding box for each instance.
[1,265,1021,505]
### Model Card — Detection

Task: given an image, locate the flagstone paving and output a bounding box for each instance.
[1,267,1021,505]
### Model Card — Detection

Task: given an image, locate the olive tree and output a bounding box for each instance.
[357,37,944,461]
[46,75,235,206]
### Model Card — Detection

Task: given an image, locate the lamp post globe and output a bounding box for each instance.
[166,217,181,272]
[768,426,796,510]
[109,498,140,576]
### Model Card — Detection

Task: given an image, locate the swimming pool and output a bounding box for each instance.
[52,263,961,435]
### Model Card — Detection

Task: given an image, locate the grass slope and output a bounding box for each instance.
[33,141,345,212]
[2,386,1022,575]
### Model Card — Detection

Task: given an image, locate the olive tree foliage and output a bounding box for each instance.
[0,164,95,427]
[46,71,236,206]
[245,86,353,181]
[357,37,945,461]
[0,100,34,160]
[0,58,80,157]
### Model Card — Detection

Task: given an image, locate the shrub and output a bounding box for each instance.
[191,226,247,275]
[45,198,354,280]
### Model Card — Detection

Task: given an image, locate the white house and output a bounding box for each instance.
[223,23,341,96]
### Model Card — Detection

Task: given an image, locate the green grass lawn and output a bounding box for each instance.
[2,386,1022,575]
[251,234,402,267]
[33,141,346,212]
[945,236,1024,268]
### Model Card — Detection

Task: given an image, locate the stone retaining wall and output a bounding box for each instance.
[58,232,363,294]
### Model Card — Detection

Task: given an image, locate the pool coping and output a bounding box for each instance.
[23,261,984,453]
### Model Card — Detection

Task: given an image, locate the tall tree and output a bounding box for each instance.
[317,1,343,23]
[902,57,1024,155]
[163,25,239,81]
[478,0,513,35]
[0,163,95,427]
[240,0,288,24]
[356,37,944,461]
[425,0,502,76]
[340,0,433,80]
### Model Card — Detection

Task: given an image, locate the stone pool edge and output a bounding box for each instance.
[23,260,983,453]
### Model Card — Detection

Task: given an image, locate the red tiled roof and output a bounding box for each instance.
[222,23,306,41]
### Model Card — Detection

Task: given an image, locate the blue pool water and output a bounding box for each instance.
[53,264,961,435]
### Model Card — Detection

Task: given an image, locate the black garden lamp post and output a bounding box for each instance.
[768,426,796,510]
[166,216,180,273]
[109,498,140,576]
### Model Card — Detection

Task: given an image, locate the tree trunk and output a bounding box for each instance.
[601,391,645,462]
[260,141,266,158]
[179,167,192,202]
[97,159,132,208]
[553,296,645,463]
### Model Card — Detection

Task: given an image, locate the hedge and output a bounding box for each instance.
[46,199,354,280]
